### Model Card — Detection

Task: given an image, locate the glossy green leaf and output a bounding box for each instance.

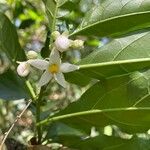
[67,135,150,150]
[44,122,86,141]
[65,71,91,86]
[72,31,150,80]
[57,133,125,149]
[45,123,150,149]
[39,108,150,133]
[0,13,26,61]
[39,69,150,133]
[71,0,150,37]
[107,136,150,150]
[74,135,125,150]
[0,70,29,100]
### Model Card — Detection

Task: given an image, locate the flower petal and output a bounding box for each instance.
[54,72,67,88]
[60,63,79,73]
[28,59,49,70]
[38,71,52,87]
[49,48,61,65]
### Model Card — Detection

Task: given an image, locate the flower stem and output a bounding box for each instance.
[25,80,36,100]
[36,86,45,144]
[25,80,43,143]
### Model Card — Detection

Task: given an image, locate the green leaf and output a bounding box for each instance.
[39,108,150,133]
[74,135,125,150]
[72,31,150,80]
[45,123,150,149]
[58,0,69,7]
[19,18,35,29]
[0,3,9,12]
[57,133,125,149]
[0,70,29,100]
[43,0,80,29]
[44,122,86,141]
[79,0,100,13]
[71,0,150,37]
[41,30,51,58]
[67,135,150,150]
[38,69,150,133]
[42,0,56,30]
[0,12,26,61]
[42,0,65,29]
[65,71,91,86]
[107,136,150,150]
[58,0,79,9]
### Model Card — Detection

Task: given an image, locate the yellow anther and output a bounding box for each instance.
[48,64,59,74]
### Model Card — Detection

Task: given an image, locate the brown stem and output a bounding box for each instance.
[0,99,32,150]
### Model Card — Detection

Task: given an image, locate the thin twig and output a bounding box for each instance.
[0,99,32,150]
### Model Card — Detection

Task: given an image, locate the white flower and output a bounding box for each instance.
[17,62,30,77]
[55,35,71,52]
[27,51,38,59]
[28,49,79,88]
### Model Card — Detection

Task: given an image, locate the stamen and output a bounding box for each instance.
[48,64,59,74]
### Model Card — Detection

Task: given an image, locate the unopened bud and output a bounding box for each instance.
[72,40,84,49]
[55,35,71,52]
[51,31,60,40]
[27,51,38,59]
[17,62,30,77]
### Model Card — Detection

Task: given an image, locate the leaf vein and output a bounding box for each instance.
[112,32,149,60]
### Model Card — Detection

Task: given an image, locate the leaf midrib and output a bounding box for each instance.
[37,107,150,126]
[78,112,144,127]
[112,32,149,60]
[70,11,150,36]
[38,71,150,126]
[79,58,150,69]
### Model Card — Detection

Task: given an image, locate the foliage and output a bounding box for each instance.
[0,0,150,149]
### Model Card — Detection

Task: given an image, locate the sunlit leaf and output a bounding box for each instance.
[39,69,150,133]
[67,31,150,82]
[71,0,150,37]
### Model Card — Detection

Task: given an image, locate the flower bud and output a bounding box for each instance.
[55,35,71,52]
[27,51,38,59]
[51,31,60,40]
[17,62,30,77]
[71,39,84,49]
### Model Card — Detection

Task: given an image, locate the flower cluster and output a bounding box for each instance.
[17,31,84,88]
